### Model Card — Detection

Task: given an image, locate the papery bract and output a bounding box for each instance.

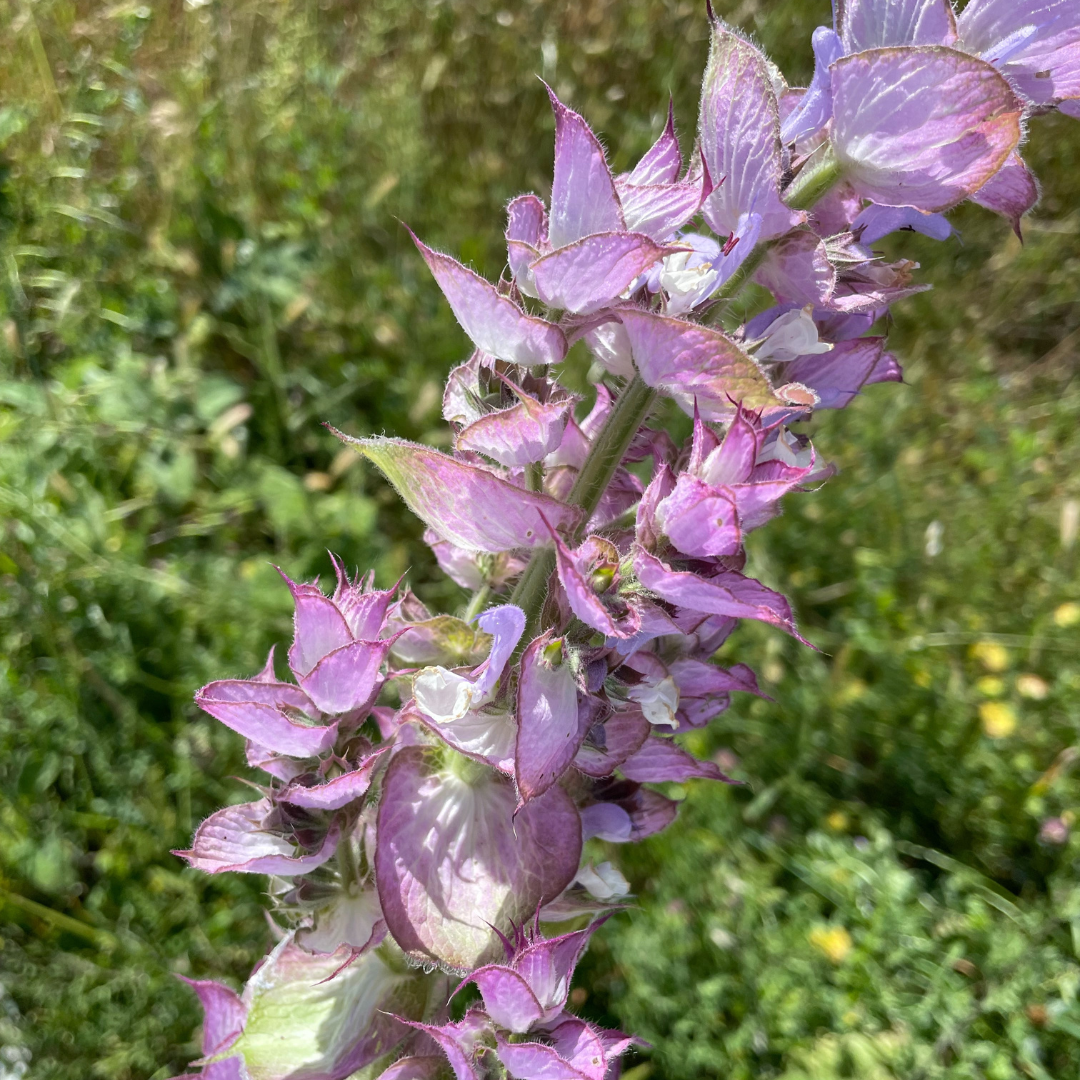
[634,546,811,645]
[395,1015,490,1080]
[173,11,1078,1077]
[412,234,567,367]
[279,566,399,715]
[529,232,678,314]
[755,231,835,308]
[698,21,804,241]
[830,46,1022,212]
[669,656,764,728]
[515,634,587,804]
[618,735,735,783]
[971,151,1040,237]
[216,933,412,1080]
[178,978,247,1060]
[343,435,582,552]
[957,0,1080,111]
[389,612,493,669]
[456,381,572,467]
[834,0,956,52]
[547,84,625,248]
[174,799,340,876]
[617,308,782,418]
[574,709,651,778]
[494,1016,636,1080]
[375,747,581,971]
[456,921,601,1033]
[280,750,388,811]
[423,529,528,592]
[196,679,336,759]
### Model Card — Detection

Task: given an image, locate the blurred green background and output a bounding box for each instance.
[1,1,1079,1077]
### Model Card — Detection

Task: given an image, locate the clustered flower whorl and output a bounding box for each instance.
[174,3,1080,1078]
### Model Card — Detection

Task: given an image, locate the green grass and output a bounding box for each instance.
[0,1,1078,1077]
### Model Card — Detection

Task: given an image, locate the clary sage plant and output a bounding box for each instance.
[173,2,1080,1078]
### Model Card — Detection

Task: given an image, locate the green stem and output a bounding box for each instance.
[783,145,842,212]
[712,242,771,304]
[566,374,657,530]
[508,547,556,641]
[463,584,491,623]
[336,832,361,895]
[511,374,656,640]
[525,460,544,492]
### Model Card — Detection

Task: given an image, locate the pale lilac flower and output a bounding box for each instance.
[750,306,834,363]
[781,26,845,146]
[573,862,631,901]
[411,605,525,724]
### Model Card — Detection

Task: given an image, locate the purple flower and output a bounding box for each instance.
[194,564,400,762]
[642,405,820,559]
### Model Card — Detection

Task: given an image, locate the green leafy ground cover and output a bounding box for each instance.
[0,1,1078,1077]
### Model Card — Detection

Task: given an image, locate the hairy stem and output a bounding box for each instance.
[336,831,361,895]
[525,460,544,492]
[567,374,657,531]
[508,547,556,642]
[463,584,491,623]
[712,242,771,304]
[511,374,656,640]
[784,145,842,212]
